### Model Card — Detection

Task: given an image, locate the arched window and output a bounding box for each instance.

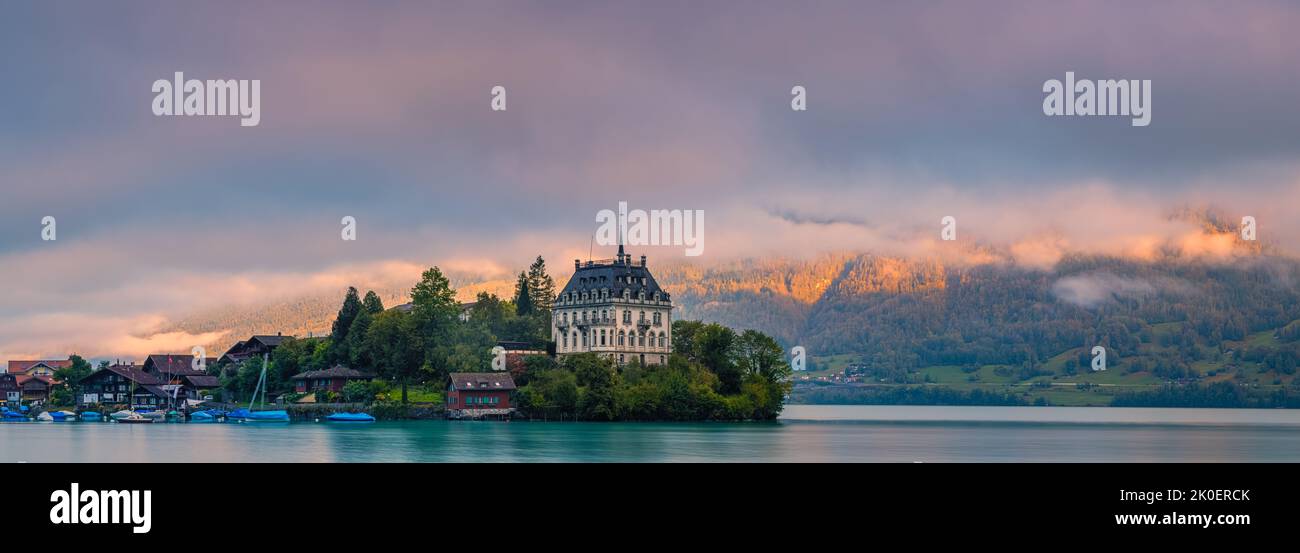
[639,332,646,347]
[618,330,625,346]
[600,329,606,346]
[639,310,646,323]
[601,309,607,322]
[658,332,666,348]
[581,331,587,347]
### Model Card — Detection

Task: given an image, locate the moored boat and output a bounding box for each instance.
[117,412,153,424]
[79,411,103,422]
[3,411,28,421]
[37,411,54,421]
[244,409,290,422]
[229,353,291,423]
[326,412,375,422]
[110,410,135,421]
[138,411,167,422]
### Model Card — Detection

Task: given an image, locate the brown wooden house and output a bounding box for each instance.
[446,372,516,419]
[291,365,375,393]
[0,374,20,405]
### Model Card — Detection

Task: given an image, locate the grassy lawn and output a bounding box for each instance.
[377,385,443,403]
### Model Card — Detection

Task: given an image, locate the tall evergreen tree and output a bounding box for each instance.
[514,271,534,316]
[362,290,385,314]
[410,266,460,381]
[527,255,556,312]
[331,287,363,361]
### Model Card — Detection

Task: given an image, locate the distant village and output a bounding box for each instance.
[1,330,535,421]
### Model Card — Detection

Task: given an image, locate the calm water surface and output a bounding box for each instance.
[4,405,1300,462]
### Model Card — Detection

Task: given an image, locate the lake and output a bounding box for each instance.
[4,405,1300,462]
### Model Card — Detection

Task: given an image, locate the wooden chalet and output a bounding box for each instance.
[6,360,69,405]
[291,365,375,394]
[77,363,172,409]
[16,374,60,404]
[0,374,20,405]
[217,333,290,366]
[7,359,71,375]
[446,372,517,419]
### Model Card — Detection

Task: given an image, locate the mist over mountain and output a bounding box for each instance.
[167,238,1300,387]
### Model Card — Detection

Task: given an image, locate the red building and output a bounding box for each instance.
[446,372,516,419]
[291,365,375,393]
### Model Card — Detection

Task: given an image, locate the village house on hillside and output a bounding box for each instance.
[0,374,20,405]
[446,372,516,420]
[291,365,375,395]
[7,359,71,375]
[143,354,221,391]
[218,333,290,366]
[7,360,70,405]
[77,363,169,409]
[75,355,221,410]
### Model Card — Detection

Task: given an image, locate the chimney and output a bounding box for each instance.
[641,255,647,267]
[575,259,581,270]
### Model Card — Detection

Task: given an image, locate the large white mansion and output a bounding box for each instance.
[553,246,672,365]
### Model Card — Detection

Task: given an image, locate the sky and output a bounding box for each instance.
[2,0,1299,363]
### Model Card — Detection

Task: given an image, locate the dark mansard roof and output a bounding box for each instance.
[559,248,670,303]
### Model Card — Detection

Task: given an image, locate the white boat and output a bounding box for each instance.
[110,410,136,421]
[37,411,54,421]
[117,412,153,424]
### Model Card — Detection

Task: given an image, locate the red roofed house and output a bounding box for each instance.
[7,359,71,375]
[446,372,517,420]
[15,375,60,404]
[6,360,70,405]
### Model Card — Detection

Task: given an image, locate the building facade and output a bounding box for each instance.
[7,359,71,375]
[291,365,375,394]
[446,372,516,419]
[0,375,20,405]
[553,246,673,366]
[77,364,178,409]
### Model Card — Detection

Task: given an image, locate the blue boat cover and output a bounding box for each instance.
[245,410,290,421]
[326,412,376,422]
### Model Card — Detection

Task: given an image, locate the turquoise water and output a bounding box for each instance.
[4,405,1300,462]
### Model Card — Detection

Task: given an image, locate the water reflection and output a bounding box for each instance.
[4,405,1300,463]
